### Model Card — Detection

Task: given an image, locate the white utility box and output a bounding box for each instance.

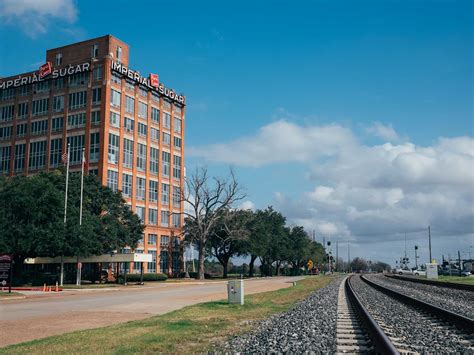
[227,279,244,305]
[426,263,438,279]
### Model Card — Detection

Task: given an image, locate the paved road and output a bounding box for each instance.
[0,277,303,347]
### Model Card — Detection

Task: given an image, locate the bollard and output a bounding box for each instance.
[42,283,46,292]
[55,282,59,292]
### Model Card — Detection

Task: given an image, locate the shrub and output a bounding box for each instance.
[119,273,168,283]
[178,271,212,279]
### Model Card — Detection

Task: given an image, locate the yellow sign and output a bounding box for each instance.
[307,259,313,269]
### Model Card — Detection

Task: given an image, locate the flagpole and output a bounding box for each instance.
[60,143,71,286]
[76,148,85,286]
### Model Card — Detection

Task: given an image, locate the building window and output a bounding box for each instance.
[49,138,62,168]
[149,209,157,226]
[149,180,158,202]
[19,86,29,97]
[151,128,159,142]
[0,88,15,100]
[174,105,182,115]
[69,91,87,110]
[163,100,171,111]
[108,133,119,164]
[125,79,135,92]
[111,73,121,85]
[92,44,99,58]
[160,248,168,273]
[0,126,12,140]
[138,122,147,137]
[163,112,171,129]
[28,140,46,170]
[0,105,14,122]
[67,135,85,164]
[14,143,25,172]
[174,136,182,149]
[93,65,103,80]
[89,132,100,163]
[92,87,101,105]
[174,118,182,134]
[150,147,158,175]
[151,107,160,124]
[161,210,169,227]
[172,214,181,227]
[161,183,169,204]
[91,110,101,125]
[33,81,50,93]
[122,173,132,197]
[148,234,157,246]
[110,88,121,107]
[124,116,134,133]
[135,206,145,222]
[125,95,134,114]
[138,101,147,118]
[139,86,148,97]
[67,112,86,128]
[16,123,27,137]
[163,132,170,146]
[123,138,133,168]
[116,46,123,61]
[54,78,65,89]
[109,111,120,128]
[151,91,160,102]
[136,143,146,171]
[69,72,88,87]
[107,170,118,192]
[136,177,146,201]
[55,53,62,65]
[31,119,48,135]
[0,146,11,174]
[173,186,181,208]
[173,155,181,180]
[18,102,28,119]
[162,151,170,177]
[32,98,49,116]
[53,95,64,113]
[148,250,157,273]
[52,116,63,132]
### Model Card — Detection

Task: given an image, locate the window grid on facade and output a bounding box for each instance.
[31,119,48,135]
[14,143,25,172]
[49,138,62,168]
[89,132,100,162]
[173,155,181,179]
[0,105,14,122]
[67,135,85,164]
[0,126,12,140]
[149,180,158,202]
[163,112,171,129]
[28,140,46,170]
[163,132,170,146]
[32,98,49,116]
[110,88,121,107]
[123,138,133,168]
[162,151,170,177]
[91,110,101,125]
[107,170,118,192]
[150,147,158,175]
[108,133,119,164]
[138,122,147,137]
[110,111,120,128]
[16,123,27,137]
[0,146,11,173]
[18,102,28,119]
[173,186,181,208]
[68,91,87,109]
[122,173,132,197]
[52,116,63,132]
[137,143,146,171]
[138,101,147,118]
[53,95,64,113]
[125,95,134,114]
[161,210,169,227]
[161,183,169,204]
[92,87,101,105]
[67,112,86,128]
[148,209,157,225]
[151,107,160,124]
[136,177,146,201]
[124,117,134,132]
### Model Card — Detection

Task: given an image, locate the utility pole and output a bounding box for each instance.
[415,245,418,269]
[336,242,339,272]
[428,226,432,263]
[458,250,462,275]
[348,243,351,273]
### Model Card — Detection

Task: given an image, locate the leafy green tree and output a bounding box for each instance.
[351,257,368,272]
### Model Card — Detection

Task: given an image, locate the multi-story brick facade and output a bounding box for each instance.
[0,35,186,275]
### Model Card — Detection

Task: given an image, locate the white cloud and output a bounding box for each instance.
[190,118,474,263]
[0,0,78,38]
[238,200,255,211]
[367,122,401,142]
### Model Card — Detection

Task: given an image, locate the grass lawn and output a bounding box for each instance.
[0,291,24,298]
[436,275,474,285]
[0,275,333,354]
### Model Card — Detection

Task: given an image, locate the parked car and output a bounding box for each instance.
[395,268,412,275]
[460,271,472,277]
[412,269,426,276]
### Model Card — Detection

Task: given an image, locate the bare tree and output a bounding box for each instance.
[182,167,245,280]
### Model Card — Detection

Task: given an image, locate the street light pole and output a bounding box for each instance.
[415,245,418,269]
[428,226,432,263]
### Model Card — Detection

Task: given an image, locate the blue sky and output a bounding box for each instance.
[0,0,472,265]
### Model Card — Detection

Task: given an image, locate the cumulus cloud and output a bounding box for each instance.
[0,0,78,38]
[367,122,401,142]
[190,118,474,263]
[238,200,255,211]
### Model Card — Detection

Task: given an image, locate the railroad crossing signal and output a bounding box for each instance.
[307,259,313,269]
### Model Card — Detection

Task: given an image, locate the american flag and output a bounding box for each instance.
[82,151,88,171]
[61,151,68,165]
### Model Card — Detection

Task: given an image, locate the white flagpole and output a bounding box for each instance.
[60,143,71,286]
[76,148,85,286]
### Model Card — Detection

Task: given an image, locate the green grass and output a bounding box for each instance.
[61,283,123,289]
[435,275,474,285]
[0,275,333,354]
[0,291,23,298]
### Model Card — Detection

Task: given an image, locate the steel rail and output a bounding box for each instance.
[345,276,398,354]
[385,274,474,292]
[362,275,474,334]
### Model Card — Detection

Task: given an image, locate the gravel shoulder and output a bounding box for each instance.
[225,276,342,353]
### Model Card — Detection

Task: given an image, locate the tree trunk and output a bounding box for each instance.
[248,255,257,277]
[275,261,281,276]
[198,241,205,280]
[223,262,228,278]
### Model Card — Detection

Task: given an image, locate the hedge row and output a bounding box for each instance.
[122,273,168,282]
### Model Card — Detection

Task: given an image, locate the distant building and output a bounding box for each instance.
[0,35,186,276]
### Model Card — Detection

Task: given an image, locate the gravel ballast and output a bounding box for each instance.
[350,275,473,353]
[366,274,474,318]
[225,277,342,353]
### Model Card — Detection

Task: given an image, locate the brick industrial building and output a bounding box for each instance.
[0,35,186,276]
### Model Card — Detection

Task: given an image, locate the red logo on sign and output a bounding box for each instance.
[149,73,159,88]
[39,62,52,79]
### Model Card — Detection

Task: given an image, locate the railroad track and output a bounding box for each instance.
[385,274,474,292]
[342,275,474,354]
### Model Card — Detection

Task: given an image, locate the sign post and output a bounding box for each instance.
[0,254,13,293]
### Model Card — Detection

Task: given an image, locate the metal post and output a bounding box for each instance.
[140,262,144,284]
[336,242,339,272]
[76,148,85,286]
[428,226,432,263]
[458,250,462,276]
[60,143,71,287]
[415,245,418,269]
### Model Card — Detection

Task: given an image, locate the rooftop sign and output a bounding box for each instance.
[111,61,185,105]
